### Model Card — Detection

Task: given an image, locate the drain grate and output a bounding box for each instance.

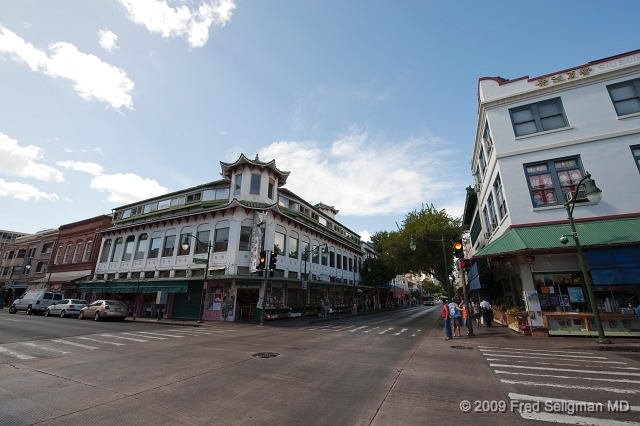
[252,352,280,358]
[451,346,474,350]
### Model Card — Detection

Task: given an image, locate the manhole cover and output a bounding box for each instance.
[252,352,280,358]
[451,346,474,350]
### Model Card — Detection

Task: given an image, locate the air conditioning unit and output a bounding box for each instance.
[474,183,482,193]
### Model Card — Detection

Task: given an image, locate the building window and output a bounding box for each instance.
[214,228,229,252]
[301,240,310,262]
[482,206,492,235]
[321,249,328,266]
[157,199,171,210]
[36,261,47,273]
[493,174,507,219]
[329,251,335,267]
[250,173,261,195]
[278,196,289,207]
[509,98,568,137]
[288,235,298,259]
[143,202,158,214]
[524,156,586,207]
[72,243,82,263]
[237,227,251,251]
[268,178,275,199]
[343,255,348,271]
[171,197,185,207]
[162,233,176,257]
[631,145,640,172]
[478,148,487,175]
[196,230,211,254]
[134,234,147,260]
[63,244,72,264]
[482,122,493,154]
[178,232,192,256]
[234,174,242,196]
[312,244,319,264]
[99,241,111,263]
[111,238,123,262]
[336,253,342,269]
[122,236,135,261]
[486,195,498,230]
[274,231,285,256]
[348,258,353,272]
[82,241,92,262]
[148,236,161,259]
[41,242,53,254]
[607,79,640,117]
[470,212,482,245]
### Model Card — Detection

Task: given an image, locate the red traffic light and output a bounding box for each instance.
[459,258,471,270]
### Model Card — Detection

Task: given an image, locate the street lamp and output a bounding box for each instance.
[181,234,213,324]
[301,244,329,312]
[559,172,610,344]
[410,234,452,300]
[24,259,32,274]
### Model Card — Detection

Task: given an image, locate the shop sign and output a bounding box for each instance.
[236,283,261,288]
[193,258,208,264]
[302,280,307,290]
[210,293,223,311]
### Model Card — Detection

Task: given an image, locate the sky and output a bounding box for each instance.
[1,1,639,241]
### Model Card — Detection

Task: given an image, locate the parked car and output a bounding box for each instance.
[9,291,64,315]
[45,299,89,318]
[78,300,128,321]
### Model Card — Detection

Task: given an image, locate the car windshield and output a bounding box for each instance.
[105,301,126,307]
[71,300,87,304]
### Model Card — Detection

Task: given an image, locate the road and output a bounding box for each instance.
[1,307,639,426]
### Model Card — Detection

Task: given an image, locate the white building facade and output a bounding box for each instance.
[464,49,640,336]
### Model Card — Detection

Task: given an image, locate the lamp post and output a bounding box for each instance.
[181,234,213,324]
[301,244,329,314]
[559,172,611,344]
[410,234,452,300]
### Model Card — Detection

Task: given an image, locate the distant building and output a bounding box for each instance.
[0,229,30,303]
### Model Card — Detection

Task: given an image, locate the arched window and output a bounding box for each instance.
[72,242,82,263]
[111,238,123,262]
[82,241,92,262]
[63,244,72,264]
[134,234,148,260]
[99,240,111,263]
[122,236,135,261]
[162,229,176,257]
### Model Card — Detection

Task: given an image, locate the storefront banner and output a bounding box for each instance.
[548,294,559,306]
[210,293,223,311]
[567,286,585,303]
[249,211,267,273]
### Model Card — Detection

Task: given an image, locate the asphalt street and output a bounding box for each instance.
[1,307,639,426]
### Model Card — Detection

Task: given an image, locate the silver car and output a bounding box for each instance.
[78,300,128,321]
[45,299,89,318]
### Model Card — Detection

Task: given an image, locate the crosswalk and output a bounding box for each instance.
[301,324,422,337]
[479,344,640,425]
[0,327,235,361]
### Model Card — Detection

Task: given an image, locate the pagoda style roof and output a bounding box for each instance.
[314,202,339,215]
[220,154,290,186]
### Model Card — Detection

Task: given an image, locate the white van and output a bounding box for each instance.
[9,291,64,315]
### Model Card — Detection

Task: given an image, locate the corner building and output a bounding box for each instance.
[87,155,364,321]
[463,49,640,337]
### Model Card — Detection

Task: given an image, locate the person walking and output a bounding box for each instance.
[441,298,452,340]
[480,298,492,327]
[449,297,462,337]
[322,297,330,318]
[472,301,481,326]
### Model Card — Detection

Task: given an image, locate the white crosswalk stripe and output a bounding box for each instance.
[0,345,35,360]
[393,328,408,336]
[301,325,422,337]
[51,340,98,350]
[136,331,185,338]
[22,342,71,354]
[122,332,167,340]
[481,343,640,424]
[75,336,125,346]
[101,334,148,342]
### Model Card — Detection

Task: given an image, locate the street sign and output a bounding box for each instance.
[302,280,307,290]
[193,258,208,264]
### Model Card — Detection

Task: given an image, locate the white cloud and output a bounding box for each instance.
[359,230,372,242]
[0,133,64,182]
[57,160,104,176]
[260,131,464,217]
[119,0,235,48]
[0,25,134,110]
[90,173,168,203]
[98,29,119,52]
[0,178,59,201]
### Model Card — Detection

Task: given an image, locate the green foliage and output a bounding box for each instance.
[421,278,443,295]
[371,204,466,286]
[360,257,395,286]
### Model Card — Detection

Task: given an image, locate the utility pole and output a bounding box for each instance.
[260,250,271,326]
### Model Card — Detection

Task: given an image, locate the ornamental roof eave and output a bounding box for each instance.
[220,154,290,186]
[112,180,228,211]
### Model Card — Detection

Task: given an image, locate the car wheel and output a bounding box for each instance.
[26,305,33,315]
[45,309,50,317]
[94,312,100,321]
[78,311,84,320]
[9,306,17,314]
[60,310,66,318]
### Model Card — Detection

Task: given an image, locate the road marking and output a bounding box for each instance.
[411,329,422,337]
[489,363,640,377]
[75,337,125,346]
[393,328,408,336]
[520,410,640,426]
[336,326,356,332]
[481,353,618,363]
[486,359,637,369]
[495,370,640,384]
[500,379,639,395]
[21,342,71,354]
[480,349,606,359]
[479,345,594,355]
[51,340,98,350]
[136,331,185,338]
[379,328,393,334]
[363,327,380,333]
[0,346,35,360]
[508,393,640,412]
[1,318,20,322]
[349,326,368,332]
[101,334,148,342]
[167,329,214,334]
[121,332,167,340]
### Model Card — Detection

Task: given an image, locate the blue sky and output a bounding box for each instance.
[1,1,639,240]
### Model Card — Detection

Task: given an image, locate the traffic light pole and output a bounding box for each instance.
[260,250,271,326]
[460,261,475,337]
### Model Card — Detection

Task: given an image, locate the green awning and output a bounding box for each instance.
[474,216,640,258]
[78,281,188,294]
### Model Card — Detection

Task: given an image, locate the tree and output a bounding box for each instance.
[421,278,443,295]
[360,257,395,287]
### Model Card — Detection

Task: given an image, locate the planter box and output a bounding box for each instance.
[531,327,548,338]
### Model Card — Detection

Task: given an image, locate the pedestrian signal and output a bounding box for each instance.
[459,258,471,271]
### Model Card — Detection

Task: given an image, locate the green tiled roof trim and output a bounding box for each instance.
[237,201,276,208]
[278,207,360,249]
[474,216,640,258]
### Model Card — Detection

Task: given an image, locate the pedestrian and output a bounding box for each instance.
[472,301,481,326]
[441,298,452,340]
[480,298,492,327]
[322,297,330,318]
[449,297,462,337]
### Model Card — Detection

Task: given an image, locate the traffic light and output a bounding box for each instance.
[258,251,266,270]
[269,252,278,278]
[453,235,464,259]
[459,258,472,271]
